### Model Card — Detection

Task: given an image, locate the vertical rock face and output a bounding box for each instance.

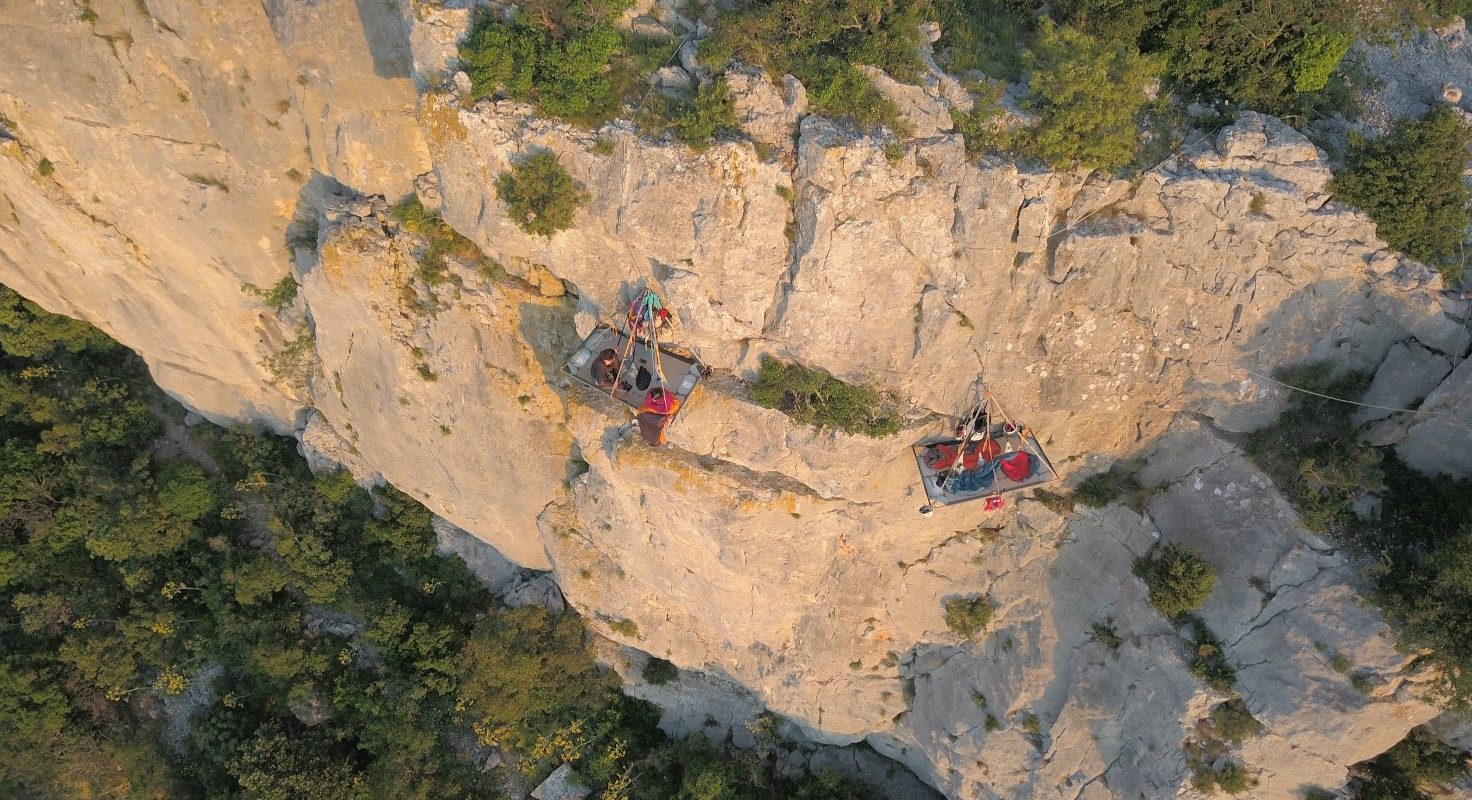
[0,0,427,426]
[1,2,1470,797]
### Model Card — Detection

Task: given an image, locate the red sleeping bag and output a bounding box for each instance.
[925,439,1003,471]
[998,451,1033,482]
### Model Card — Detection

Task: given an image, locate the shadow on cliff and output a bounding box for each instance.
[353,0,413,79]
[873,270,1430,795]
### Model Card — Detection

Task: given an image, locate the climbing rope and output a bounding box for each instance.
[1244,368,1472,434]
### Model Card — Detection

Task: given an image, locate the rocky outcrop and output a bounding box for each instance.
[2,2,1470,797]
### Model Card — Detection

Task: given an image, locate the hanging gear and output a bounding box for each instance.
[911,377,1057,514]
[563,288,706,448]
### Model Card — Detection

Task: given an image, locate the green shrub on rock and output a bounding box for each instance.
[944,596,994,638]
[1209,699,1263,743]
[750,355,901,438]
[700,0,925,129]
[642,656,679,685]
[1330,107,1472,280]
[1021,20,1162,172]
[641,79,741,151]
[1133,543,1217,619]
[459,6,626,127]
[496,151,590,237]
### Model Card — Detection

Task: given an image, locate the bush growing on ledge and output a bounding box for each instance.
[496,151,590,237]
[750,355,901,437]
[1020,20,1163,173]
[1192,760,1258,795]
[944,596,995,638]
[1133,543,1217,619]
[1209,699,1262,743]
[699,0,926,129]
[241,275,299,312]
[1330,107,1472,280]
[1352,728,1469,800]
[642,656,678,685]
[640,79,741,151]
[458,3,629,127]
[390,196,486,283]
[1184,615,1236,691]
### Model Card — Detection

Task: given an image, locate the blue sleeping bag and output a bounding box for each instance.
[942,458,997,494]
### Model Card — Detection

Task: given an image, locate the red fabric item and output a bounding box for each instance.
[973,438,1003,463]
[925,444,959,471]
[999,451,1033,482]
[635,391,682,447]
[640,389,680,415]
[983,495,1007,511]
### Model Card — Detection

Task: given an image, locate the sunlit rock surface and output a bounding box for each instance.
[1,2,1470,797]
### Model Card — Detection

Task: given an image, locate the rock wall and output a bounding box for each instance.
[2,2,1470,797]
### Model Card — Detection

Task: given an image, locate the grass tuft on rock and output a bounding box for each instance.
[1209,699,1262,744]
[639,79,741,151]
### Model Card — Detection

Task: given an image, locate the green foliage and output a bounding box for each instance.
[1353,729,1469,800]
[0,286,112,357]
[750,355,900,437]
[642,79,741,151]
[1184,615,1237,691]
[242,275,299,312]
[36,158,54,177]
[228,724,367,800]
[1246,359,1472,707]
[1292,28,1354,93]
[1054,0,1378,113]
[1020,20,1162,172]
[943,596,994,638]
[1090,621,1123,651]
[1330,108,1471,280]
[950,86,1013,158]
[608,617,640,638]
[643,657,679,685]
[701,0,927,128]
[262,324,316,391]
[389,196,487,287]
[1213,762,1258,795]
[496,151,591,237]
[932,0,1039,81]
[1075,473,1123,509]
[0,281,902,800]
[1133,544,1217,619]
[1244,362,1380,533]
[459,2,639,127]
[457,606,617,750]
[1209,699,1263,744]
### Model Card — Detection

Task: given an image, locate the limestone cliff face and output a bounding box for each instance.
[2,1,1470,797]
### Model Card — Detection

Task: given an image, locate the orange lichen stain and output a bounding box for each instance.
[420,95,470,147]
